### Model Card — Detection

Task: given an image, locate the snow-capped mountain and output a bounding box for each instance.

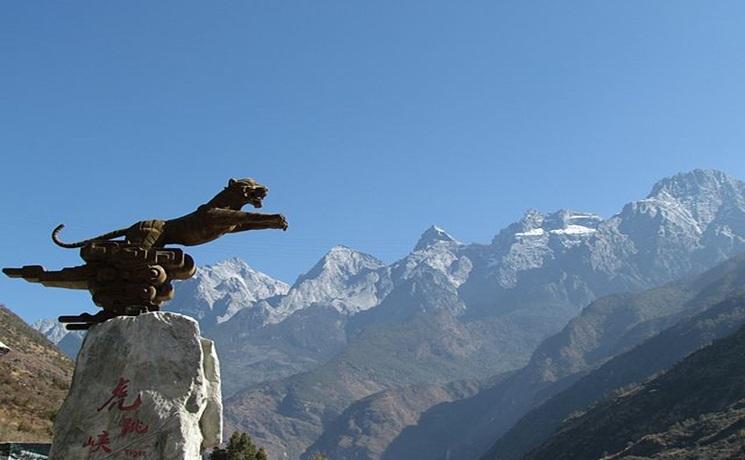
[483,209,603,289]
[648,168,745,228]
[613,169,745,278]
[414,225,460,250]
[32,318,70,344]
[458,170,745,317]
[268,245,393,321]
[167,257,289,327]
[391,225,472,287]
[31,318,85,358]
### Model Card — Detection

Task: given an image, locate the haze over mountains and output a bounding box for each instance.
[32,169,745,459]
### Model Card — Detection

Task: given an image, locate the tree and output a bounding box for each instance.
[309,453,328,460]
[212,431,268,460]
[239,432,257,458]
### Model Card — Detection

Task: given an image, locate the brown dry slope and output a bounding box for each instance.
[0,305,73,442]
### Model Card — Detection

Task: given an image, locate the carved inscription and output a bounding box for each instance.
[82,377,151,457]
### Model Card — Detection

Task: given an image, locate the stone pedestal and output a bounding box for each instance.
[50,312,222,460]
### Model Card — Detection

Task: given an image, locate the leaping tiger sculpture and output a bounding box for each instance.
[52,177,288,249]
[3,178,288,329]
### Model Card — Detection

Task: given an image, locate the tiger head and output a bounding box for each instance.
[227,178,269,208]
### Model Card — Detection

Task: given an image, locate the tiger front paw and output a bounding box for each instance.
[276,214,288,231]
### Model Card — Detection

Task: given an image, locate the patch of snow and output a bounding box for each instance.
[549,225,597,236]
[515,228,546,237]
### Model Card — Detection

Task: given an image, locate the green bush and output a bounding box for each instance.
[210,432,269,460]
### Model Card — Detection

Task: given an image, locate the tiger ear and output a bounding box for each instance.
[228,178,237,187]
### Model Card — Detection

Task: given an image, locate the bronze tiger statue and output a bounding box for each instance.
[52,177,288,249]
[4,177,288,329]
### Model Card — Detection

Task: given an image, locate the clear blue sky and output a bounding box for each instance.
[2,1,745,323]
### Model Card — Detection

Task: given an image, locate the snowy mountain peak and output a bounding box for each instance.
[519,209,545,230]
[327,245,357,256]
[648,169,743,201]
[298,246,386,285]
[272,247,392,321]
[196,258,289,298]
[395,225,472,288]
[414,225,459,251]
[632,169,745,231]
[32,318,69,345]
[208,257,256,276]
[165,257,289,326]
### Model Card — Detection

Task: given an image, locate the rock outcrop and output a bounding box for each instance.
[50,312,222,460]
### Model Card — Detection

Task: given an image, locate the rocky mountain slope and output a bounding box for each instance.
[0,305,73,442]
[213,302,349,396]
[522,321,745,460]
[307,377,500,460]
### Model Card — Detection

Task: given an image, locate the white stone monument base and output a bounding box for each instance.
[50,312,222,460]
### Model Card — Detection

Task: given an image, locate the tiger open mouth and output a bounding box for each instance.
[245,187,267,208]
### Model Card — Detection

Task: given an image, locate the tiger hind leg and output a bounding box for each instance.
[125,220,166,248]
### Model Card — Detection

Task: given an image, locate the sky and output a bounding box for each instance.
[2,1,745,323]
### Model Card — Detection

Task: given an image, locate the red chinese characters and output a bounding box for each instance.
[83,430,112,453]
[97,377,143,412]
[121,416,149,436]
[82,377,150,455]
